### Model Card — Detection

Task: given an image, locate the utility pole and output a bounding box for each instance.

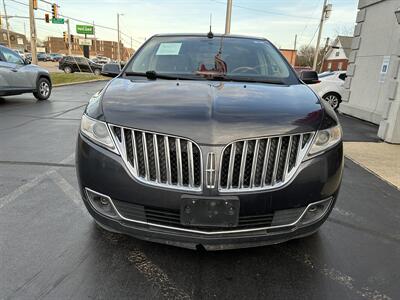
[224,0,233,34]
[117,13,121,62]
[292,34,297,66]
[312,0,332,70]
[29,0,37,64]
[319,37,330,73]
[66,19,72,55]
[3,0,11,48]
[93,21,97,55]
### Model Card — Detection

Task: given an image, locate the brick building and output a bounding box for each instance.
[44,36,134,60]
[322,36,352,72]
[280,49,297,66]
[0,29,29,51]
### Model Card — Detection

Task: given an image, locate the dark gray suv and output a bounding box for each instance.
[76,34,343,250]
[0,45,52,100]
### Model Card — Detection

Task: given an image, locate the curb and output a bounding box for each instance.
[53,79,109,87]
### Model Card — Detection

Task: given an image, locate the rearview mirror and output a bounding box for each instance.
[101,63,121,77]
[300,70,320,85]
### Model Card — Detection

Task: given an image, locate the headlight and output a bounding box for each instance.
[307,125,342,157]
[80,114,118,154]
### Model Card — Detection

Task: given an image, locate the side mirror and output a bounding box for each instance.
[24,58,31,65]
[101,63,121,77]
[300,70,320,85]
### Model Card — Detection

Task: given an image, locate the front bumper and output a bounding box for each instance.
[76,134,343,250]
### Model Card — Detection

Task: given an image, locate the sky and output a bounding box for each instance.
[3,0,359,49]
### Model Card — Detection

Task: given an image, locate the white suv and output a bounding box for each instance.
[309,71,347,110]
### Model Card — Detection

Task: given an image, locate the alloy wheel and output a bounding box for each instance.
[324,95,339,109]
[39,82,50,97]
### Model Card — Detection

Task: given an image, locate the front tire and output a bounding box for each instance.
[33,77,51,101]
[93,68,101,76]
[323,93,341,110]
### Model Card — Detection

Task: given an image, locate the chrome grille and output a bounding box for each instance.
[219,133,314,192]
[110,125,202,191]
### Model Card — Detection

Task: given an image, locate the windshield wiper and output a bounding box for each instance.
[124,70,196,81]
[206,75,286,85]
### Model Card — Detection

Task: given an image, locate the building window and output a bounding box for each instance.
[335,51,340,57]
[3,33,7,41]
[338,62,343,70]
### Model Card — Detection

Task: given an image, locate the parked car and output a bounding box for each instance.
[76,33,343,250]
[293,66,312,75]
[37,52,48,61]
[0,45,52,100]
[309,71,347,110]
[58,56,102,75]
[49,53,63,62]
[12,49,26,59]
[91,56,111,65]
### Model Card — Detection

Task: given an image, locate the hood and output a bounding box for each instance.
[25,63,49,73]
[100,78,323,145]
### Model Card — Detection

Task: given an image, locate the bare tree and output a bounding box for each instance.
[297,45,327,69]
[333,24,355,37]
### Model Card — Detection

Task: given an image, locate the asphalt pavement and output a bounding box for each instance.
[0,82,399,300]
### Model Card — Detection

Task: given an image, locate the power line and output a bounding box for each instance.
[210,0,319,20]
[7,0,134,39]
[305,23,320,48]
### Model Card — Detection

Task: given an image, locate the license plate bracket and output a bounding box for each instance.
[180,196,239,228]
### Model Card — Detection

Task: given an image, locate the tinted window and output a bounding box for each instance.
[127,36,297,84]
[338,73,347,81]
[1,47,24,65]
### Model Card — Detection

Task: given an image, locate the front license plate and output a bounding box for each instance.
[180,196,239,227]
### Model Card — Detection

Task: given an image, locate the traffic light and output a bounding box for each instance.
[63,31,67,43]
[51,3,58,19]
[45,14,50,23]
[70,35,74,43]
[33,0,38,10]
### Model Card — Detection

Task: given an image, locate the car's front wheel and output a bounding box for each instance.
[93,68,101,76]
[323,93,341,110]
[33,77,51,101]
[64,66,72,74]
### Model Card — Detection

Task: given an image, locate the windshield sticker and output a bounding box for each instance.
[156,43,182,56]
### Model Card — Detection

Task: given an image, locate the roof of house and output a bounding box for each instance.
[337,36,353,57]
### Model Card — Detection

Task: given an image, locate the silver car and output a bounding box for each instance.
[0,45,52,100]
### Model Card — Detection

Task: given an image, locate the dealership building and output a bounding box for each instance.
[341,0,400,143]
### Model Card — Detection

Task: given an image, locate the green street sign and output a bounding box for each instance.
[76,25,94,35]
[52,18,64,24]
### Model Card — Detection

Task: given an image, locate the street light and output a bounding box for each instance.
[395,7,400,24]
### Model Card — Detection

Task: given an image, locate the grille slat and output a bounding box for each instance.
[164,136,172,184]
[227,144,236,189]
[153,135,161,183]
[238,140,248,188]
[176,138,183,186]
[271,137,282,185]
[220,133,314,191]
[249,140,260,188]
[187,142,194,187]
[110,125,202,190]
[142,132,150,180]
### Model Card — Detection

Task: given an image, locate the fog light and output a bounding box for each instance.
[299,198,332,226]
[85,188,118,218]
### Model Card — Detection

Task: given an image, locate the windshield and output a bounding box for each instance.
[126,36,298,84]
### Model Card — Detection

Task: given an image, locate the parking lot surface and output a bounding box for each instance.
[0,82,399,300]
